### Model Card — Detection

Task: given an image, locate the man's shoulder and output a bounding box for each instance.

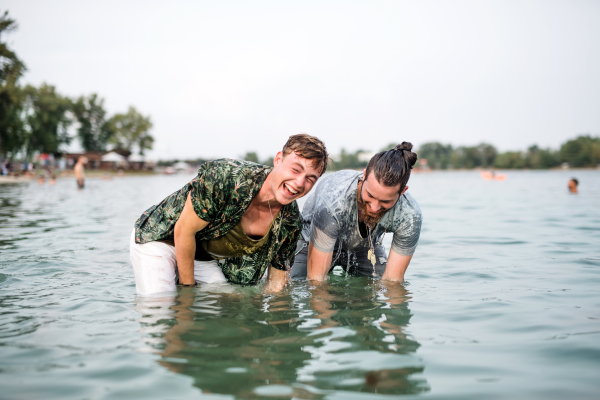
[323,169,362,182]
[394,192,422,220]
[195,159,271,187]
[200,158,270,174]
[314,170,360,195]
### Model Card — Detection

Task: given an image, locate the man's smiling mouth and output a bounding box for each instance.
[284,183,299,195]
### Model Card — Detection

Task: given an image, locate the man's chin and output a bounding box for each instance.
[276,192,300,205]
[362,211,386,227]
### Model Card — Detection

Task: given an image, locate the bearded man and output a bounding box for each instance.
[290,142,421,282]
[131,134,329,296]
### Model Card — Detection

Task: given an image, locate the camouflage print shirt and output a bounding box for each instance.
[134,159,302,285]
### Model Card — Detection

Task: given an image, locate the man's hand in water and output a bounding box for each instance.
[174,192,209,285]
[263,265,289,293]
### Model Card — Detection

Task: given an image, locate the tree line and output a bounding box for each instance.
[0,10,154,161]
[417,135,600,169]
[239,135,600,171]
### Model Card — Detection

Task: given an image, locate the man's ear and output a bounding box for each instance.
[273,151,284,167]
[401,185,409,195]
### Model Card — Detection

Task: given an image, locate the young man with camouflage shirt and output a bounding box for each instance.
[131,134,329,296]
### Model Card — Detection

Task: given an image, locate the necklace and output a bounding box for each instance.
[366,214,390,266]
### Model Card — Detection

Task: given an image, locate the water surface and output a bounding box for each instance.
[1,170,599,399]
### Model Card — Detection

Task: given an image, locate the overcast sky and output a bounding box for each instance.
[4,0,600,160]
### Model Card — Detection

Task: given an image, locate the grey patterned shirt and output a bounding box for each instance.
[301,170,422,257]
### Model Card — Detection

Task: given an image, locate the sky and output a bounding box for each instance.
[3,0,600,161]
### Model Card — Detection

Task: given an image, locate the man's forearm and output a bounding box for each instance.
[381,250,412,282]
[264,265,289,293]
[306,244,333,281]
[173,192,210,285]
[174,233,197,285]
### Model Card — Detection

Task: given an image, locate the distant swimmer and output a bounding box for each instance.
[568,178,578,194]
[130,134,329,296]
[74,157,87,189]
[290,142,422,282]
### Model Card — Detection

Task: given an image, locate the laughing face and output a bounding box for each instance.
[357,174,407,228]
[269,151,322,205]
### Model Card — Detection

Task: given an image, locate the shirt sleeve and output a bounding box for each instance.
[391,205,422,256]
[311,226,337,253]
[309,200,340,253]
[187,163,228,223]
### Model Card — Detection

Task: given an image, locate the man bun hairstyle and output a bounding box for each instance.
[282,133,330,176]
[365,141,418,192]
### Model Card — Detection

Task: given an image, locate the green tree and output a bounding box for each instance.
[330,148,368,170]
[522,145,560,169]
[243,151,259,163]
[418,142,453,169]
[537,148,560,169]
[262,156,274,167]
[474,143,497,168]
[560,135,600,167]
[452,143,497,168]
[72,93,111,152]
[0,10,27,158]
[22,84,72,155]
[106,106,154,155]
[494,151,526,169]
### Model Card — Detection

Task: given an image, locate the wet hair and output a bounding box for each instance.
[570,178,578,186]
[282,133,330,176]
[364,142,418,192]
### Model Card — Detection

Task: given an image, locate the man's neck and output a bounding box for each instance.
[254,175,283,211]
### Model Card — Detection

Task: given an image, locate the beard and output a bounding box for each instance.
[357,185,387,229]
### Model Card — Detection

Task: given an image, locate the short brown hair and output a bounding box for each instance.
[282,133,329,176]
[365,142,418,192]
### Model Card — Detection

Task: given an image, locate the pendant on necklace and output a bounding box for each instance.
[368,249,376,266]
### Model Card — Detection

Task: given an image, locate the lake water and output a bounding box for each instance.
[1,170,599,400]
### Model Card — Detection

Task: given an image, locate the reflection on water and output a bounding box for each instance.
[135,278,428,398]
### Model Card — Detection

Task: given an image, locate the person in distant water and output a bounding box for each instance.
[131,134,329,296]
[74,157,87,189]
[568,178,578,194]
[290,142,422,282]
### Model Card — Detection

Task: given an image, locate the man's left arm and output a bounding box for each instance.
[381,249,412,282]
[384,198,422,282]
[264,265,289,293]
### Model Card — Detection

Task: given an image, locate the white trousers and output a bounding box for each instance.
[130,229,227,296]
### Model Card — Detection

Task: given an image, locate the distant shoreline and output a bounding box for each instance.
[2,167,597,184]
[0,170,158,184]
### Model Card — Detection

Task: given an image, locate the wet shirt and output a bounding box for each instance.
[200,219,273,260]
[301,170,422,260]
[134,159,302,285]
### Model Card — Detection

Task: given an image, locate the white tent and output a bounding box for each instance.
[101,151,126,162]
[173,161,192,171]
[128,154,145,162]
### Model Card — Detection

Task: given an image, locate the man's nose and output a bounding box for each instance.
[294,174,306,188]
[369,201,382,213]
